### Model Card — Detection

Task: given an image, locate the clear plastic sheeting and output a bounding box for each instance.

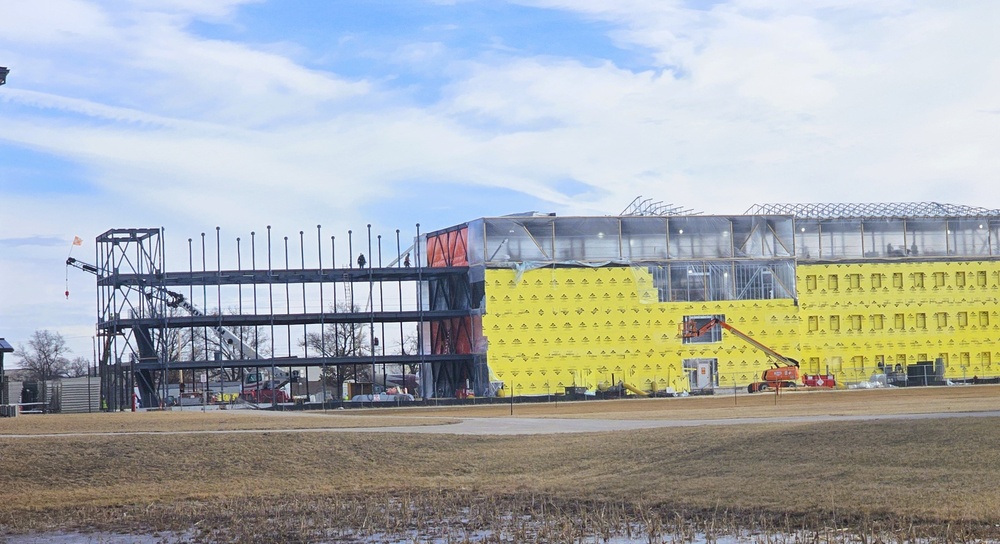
[793,217,1000,260]
[906,220,946,257]
[467,219,486,267]
[621,217,668,260]
[473,215,795,266]
[456,211,1000,266]
[669,216,732,259]
[553,217,621,261]
[948,219,991,256]
[482,217,554,263]
[862,219,906,258]
[819,220,863,259]
[731,216,794,258]
[641,260,795,302]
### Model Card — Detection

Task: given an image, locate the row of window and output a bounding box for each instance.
[807,352,993,373]
[805,311,991,332]
[804,270,993,292]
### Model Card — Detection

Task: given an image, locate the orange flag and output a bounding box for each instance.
[72,236,83,246]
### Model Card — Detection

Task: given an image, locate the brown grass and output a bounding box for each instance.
[371,384,1000,420]
[2,412,1000,541]
[0,409,457,435]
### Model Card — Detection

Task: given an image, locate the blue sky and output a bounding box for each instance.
[2,0,1000,359]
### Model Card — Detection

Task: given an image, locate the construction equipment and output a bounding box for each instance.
[67,257,262,361]
[242,370,292,403]
[682,317,805,393]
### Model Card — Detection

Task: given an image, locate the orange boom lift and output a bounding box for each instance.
[681,318,832,393]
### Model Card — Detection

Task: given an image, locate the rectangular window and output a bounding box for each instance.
[958,312,968,327]
[852,355,865,372]
[912,273,925,288]
[893,273,904,289]
[978,271,988,287]
[682,315,724,344]
[806,275,817,291]
[935,312,948,329]
[808,315,819,332]
[915,313,926,329]
[894,313,905,329]
[848,274,861,289]
[830,315,841,332]
[960,352,970,367]
[849,315,863,331]
[828,275,839,291]
[871,274,882,289]
[980,311,990,327]
[933,272,946,287]
[956,271,966,287]
[872,314,884,330]
[982,351,992,367]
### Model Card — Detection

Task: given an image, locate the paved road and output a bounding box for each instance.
[4,409,1000,438]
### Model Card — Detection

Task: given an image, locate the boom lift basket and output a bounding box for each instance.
[680,320,715,339]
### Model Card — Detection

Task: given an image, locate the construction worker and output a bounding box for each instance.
[357,253,366,268]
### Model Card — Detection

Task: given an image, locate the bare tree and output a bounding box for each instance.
[161,306,272,384]
[213,308,272,360]
[66,356,91,378]
[397,332,422,376]
[299,303,370,393]
[17,330,72,380]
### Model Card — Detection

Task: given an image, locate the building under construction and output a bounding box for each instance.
[90,201,1000,409]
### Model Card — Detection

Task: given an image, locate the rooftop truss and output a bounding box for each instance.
[621,196,699,217]
[746,202,1000,219]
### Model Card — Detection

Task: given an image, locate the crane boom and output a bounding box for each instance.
[682,317,803,393]
[682,317,798,368]
[66,257,260,360]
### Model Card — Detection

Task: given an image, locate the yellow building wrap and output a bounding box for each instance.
[797,261,1000,382]
[483,267,799,395]
[484,260,1000,394]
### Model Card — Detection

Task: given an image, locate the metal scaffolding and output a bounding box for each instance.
[620,196,699,217]
[93,225,477,410]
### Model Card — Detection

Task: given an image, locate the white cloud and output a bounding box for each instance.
[3,0,1000,355]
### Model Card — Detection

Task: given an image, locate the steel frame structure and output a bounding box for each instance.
[746,202,1000,219]
[93,227,477,410]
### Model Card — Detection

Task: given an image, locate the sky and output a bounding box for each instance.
[1,0,999,362]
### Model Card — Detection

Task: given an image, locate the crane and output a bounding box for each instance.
[681,317,801,393]
[66,257,263,361]
[66,256,295,404]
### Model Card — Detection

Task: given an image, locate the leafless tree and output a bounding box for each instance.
[161,306,271,383]
[17,330,72,380]
[66,356,91,378]
[397,331,422,375]
[299,303,370,393]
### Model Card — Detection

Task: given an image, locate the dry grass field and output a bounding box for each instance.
[374,384,1000,420]
[1,386,999,542]
[0,409,457,436]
